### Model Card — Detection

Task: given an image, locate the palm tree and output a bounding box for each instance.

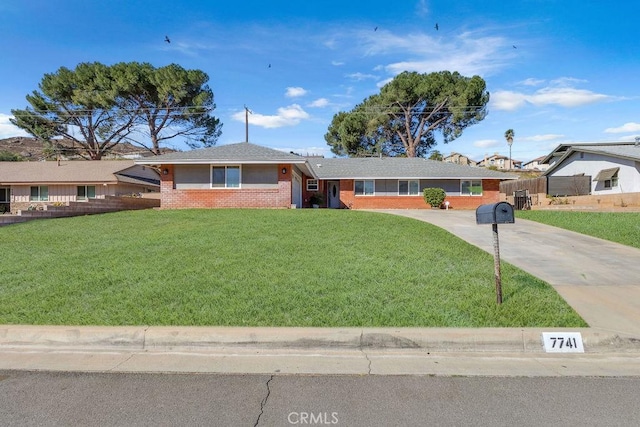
[504,129,514,169]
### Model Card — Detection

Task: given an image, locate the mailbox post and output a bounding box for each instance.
[475,202,515,304]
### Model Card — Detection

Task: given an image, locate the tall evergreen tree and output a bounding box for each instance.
[11,62,222,159]
[325,71,489,157]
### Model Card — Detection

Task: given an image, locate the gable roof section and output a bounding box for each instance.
[541,142,640,164]
[308,157,517,180]
[0,160,159,186]
[135,142,308,165]
[543,143,640,176]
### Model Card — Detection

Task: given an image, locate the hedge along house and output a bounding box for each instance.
[135,142,517,210]
[0,160,160,213]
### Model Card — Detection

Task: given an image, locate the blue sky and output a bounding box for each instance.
[2,0,640,163]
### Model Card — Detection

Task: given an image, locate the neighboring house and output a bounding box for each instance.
[522,156,549,171]
[135,142,517,210]
[541,142,640,194]
[0,160,160,213]
[478,153,522,170]
[443,152,478,167]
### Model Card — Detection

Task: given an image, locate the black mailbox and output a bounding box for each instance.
[476,202,515,225]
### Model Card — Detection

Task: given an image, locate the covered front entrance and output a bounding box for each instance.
[327,181,340,208]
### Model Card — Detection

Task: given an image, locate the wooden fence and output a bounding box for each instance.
[500,176,591,197]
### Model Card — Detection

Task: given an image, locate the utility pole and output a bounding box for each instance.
[244,105,252,143]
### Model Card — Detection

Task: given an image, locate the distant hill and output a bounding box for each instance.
[0,137,176,161]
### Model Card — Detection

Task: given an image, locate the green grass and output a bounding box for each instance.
[517,211,640,250]
[0,209,586,327]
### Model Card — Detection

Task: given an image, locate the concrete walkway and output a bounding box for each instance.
[1,209,639,376]
[377,209,640,337]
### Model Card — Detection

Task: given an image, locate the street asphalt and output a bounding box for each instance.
[1,209,639,376]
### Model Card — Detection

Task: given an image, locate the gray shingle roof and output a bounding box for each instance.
[136,142,307,164]
[0,160,158,185]
[578,144,640,161]
[542,143,640,176]
[307,157,517,180]
[541,142,640,164]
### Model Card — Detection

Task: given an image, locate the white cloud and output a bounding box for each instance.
[474,139,500,149]
[490,91,529,111]
[346,72,378,81]
[604,122,640,133]
[285,87,307,98]
[308,98,329,108]
[522,134,565,142]
[530,87,609,107]
[331,60,345,66]
[362,30,514,77]
[492,86,611,111]
[0,113,29,139]
[416,0,429,17]
[232,104,310,129]
[520,78,545,87]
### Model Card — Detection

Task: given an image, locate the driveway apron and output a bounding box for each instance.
[375,209,640,337]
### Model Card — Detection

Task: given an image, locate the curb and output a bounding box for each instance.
[1,326,639,354]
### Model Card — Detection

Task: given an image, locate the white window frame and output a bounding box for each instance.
[461,180,483,196]
[398,180,420,196]
[211,165,241,188]
[604,174,619,189]
[30,186,49,201]
[306,179,319,191]
[354,180,374,196]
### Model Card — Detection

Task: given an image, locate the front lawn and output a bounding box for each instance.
[517,211,640,250]
[0,209,586,327]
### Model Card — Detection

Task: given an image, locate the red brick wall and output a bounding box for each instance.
[339,179,502,210]
[159,165,502,210]
[159,164,292,209]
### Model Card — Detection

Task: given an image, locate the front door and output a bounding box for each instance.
[328,181,340,208]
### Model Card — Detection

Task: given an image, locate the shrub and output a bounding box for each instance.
[309,192,324,206]
[423,188,446,208]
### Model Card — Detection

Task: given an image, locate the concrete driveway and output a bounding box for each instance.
[375,209,640,337]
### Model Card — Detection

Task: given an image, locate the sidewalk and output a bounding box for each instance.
[1,325,640,376]
[1,209,640,376]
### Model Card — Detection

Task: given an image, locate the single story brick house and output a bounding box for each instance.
[135,142,517,210]
[0,160,160,213]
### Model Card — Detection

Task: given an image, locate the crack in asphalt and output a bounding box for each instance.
[254,374,274,426]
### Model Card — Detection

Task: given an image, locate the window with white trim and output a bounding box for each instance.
[77,185,96,200]
[399,180,420,195]
[30,186,48,201]
[461,180,482,196]
[354,180,374,196]
[211,166,240,188]
[604,173,619,189]
[306,179,318,191]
